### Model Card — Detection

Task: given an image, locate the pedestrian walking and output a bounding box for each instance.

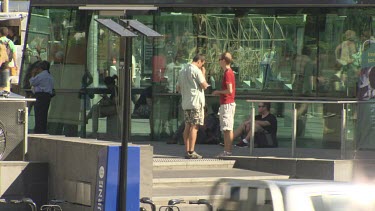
[176,54,209,159]
[212,52,236,157]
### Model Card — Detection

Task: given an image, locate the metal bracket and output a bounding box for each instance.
[17,109,26,124]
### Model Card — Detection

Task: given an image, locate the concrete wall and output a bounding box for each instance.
[27,135,153,211]
[230,156,354,181]
[0,161,48,210]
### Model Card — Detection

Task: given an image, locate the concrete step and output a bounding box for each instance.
[151,186,222,211]
[153,158,235,170]
[151,157,289,210]
[353,159,375,179]
[153,185,222,199]
[153,168,289,188]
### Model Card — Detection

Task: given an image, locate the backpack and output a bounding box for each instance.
[0,39,12,61]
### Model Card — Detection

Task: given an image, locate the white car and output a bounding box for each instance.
[215,179,375,211]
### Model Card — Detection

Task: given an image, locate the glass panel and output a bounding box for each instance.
[20,6,375,148]
[155,9,321,97]
[317,8,374,98]
[276,103,293,149]
[22,8,88,136]
[85,13,121,139]
[130,15,154,139]
[293,102,357,159]
[152,95,182,140]
[151,8,375,99]
[295,103,323,149]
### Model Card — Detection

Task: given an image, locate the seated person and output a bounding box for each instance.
[86,76,118,134]
[234,102,278,148]
[168,103,221,145]
[132,86,152,118]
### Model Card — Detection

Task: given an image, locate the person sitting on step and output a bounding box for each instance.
[234,102,278,148]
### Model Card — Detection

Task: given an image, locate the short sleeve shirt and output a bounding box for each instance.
[254,114,278,147]
[0,36,16,53]
[0,36,16,67]
[255,113,277,139]
[220,68,236,105]
[177,63,206,110]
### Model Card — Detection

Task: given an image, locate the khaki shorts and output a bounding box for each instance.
[184,107,204,125]
[219,103,236,131]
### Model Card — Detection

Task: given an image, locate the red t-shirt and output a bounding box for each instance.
[220,68,236,104]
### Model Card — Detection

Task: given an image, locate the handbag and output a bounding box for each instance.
[134,104,151,118]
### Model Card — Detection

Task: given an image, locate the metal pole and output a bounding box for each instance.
[119,35,132,211]
[340,103,347,159]
[249,102,255,155]
[291,103,297,157]
[24,107,28,160]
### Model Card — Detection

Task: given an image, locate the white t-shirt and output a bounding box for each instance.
[177,63,206,110]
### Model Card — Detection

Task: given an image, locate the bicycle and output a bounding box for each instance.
[0,197,37,211]
[140,197,156,211]
[140,197,213,211]
[189,199,213,211]
[140,197,183,211]
[40,199,65,211]
[158,199,184,211]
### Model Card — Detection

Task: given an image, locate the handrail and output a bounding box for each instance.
[0,98,35,102]
[245,99,360,104]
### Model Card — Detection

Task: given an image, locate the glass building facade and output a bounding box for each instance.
[19,1,375,156]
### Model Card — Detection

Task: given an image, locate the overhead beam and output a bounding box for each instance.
[79,5,158,11]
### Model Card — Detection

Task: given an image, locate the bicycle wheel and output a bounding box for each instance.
[0,121,6,159]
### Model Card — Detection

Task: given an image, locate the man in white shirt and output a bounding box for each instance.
[177,54,209,159]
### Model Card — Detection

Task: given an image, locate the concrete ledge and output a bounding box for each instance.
[27,135,153,210]
[0,161,48,207]
[153,158,235,170]
[228,156,354,181]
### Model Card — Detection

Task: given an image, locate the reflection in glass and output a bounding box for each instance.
[21,6,375,145]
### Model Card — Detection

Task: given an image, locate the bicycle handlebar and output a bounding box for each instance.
[0,198,37,211]
[189,199,213,211]
[140,197,156,211]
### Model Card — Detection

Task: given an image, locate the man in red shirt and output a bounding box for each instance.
[212,52,236,157]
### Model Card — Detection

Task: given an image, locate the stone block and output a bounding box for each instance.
[232,156,257,170]
[256,157,297,177]
[27,135,153,209]
[0,161,48,207]
[333,160,353,181]
[296,159,334,180]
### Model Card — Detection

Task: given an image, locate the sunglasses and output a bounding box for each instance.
[218,58,224,61]
[258,105,265,108]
